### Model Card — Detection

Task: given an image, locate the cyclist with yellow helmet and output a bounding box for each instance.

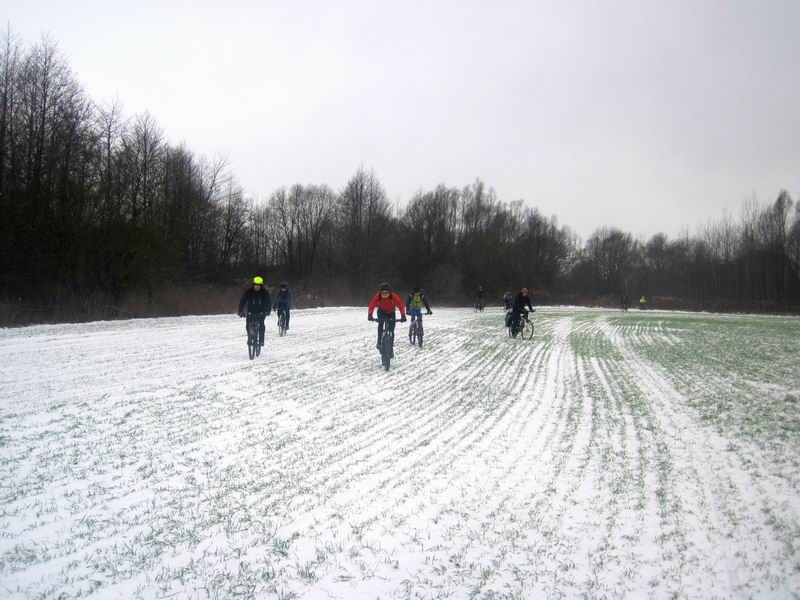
[238,276,272,346]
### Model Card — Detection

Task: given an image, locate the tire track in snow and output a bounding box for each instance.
[603,315,800,598]
[2,308,799,599]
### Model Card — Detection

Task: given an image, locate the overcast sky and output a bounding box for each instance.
[6,0,800,240]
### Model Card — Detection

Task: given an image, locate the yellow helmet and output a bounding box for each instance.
[253,276,264,285]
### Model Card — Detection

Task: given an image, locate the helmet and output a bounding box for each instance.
[379,282,390,291]
[412,287,420,293]
[253,276,264,285]
[279,281,288,288]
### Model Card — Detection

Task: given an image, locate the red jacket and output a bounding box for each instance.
[368,291,406,317]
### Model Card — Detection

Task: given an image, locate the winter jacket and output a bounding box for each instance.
[273,288,292,308]
[512,292,534,314]
[406,292,431,312]
[368,291,406,317]
[239,287,272,315]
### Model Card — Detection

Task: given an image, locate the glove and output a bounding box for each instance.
[426,310,432,315]
[368,315,374,321]
[400,315,407,323]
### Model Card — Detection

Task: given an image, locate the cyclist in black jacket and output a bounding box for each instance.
[511,287,535,331]
[238,276,272,346]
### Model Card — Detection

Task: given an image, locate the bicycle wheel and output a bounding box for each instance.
[247,324,256,359]
[521,319,534,340]
[255,341,262,356]
[381,333,392,370]
[408,322,415,345]
[417,322,424,348]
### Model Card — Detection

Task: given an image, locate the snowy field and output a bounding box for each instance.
[1,306,799,599]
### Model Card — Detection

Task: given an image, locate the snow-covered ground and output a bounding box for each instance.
[1,306,799,599]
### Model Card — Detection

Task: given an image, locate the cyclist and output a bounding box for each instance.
[475,286,484,310]
[502,290,513,310]
[511,287,535,333]
[273,281,292,329]
[368,282,406,354]
[238,276,272,346]
[639,295,647,310]
[406,287,432,332]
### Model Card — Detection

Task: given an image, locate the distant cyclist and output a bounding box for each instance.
[406,287,432,327]
[474,286,484,311]
[368,282,406,353]
[273,281,292,329]
[502,290,513,310]
[511,287,535,332]
[238,276,272,346]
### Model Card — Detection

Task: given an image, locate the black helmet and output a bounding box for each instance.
[279,281,288,288]
[412,286,421,293]
[379,282,390,291]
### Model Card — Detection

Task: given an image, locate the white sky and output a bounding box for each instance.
[6,0,800,240]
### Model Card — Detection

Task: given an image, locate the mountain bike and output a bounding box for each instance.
[509,311,534,340]
[276,306,289,336]
[380,326,395,370]
[246,316,263,359]
[408,316,424,348]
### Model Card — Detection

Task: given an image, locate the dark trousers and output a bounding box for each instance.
[377,311,396,347]
[511,309,528,330]
[276,303,290,327]
[246,312,266,344]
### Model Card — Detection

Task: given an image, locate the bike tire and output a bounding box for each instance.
[521,320,534,340]
[408,324,415,345]
[381,333,392,371]
[247,323,256,359]
[255,342,261,356]
[280,313,288,336]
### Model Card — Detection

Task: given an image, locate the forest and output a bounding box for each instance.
[1,31,798,325]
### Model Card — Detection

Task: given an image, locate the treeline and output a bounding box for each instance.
[1,31,798,325]
[571,193,800,312]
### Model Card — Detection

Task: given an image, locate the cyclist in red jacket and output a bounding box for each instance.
[368,282,407,352]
